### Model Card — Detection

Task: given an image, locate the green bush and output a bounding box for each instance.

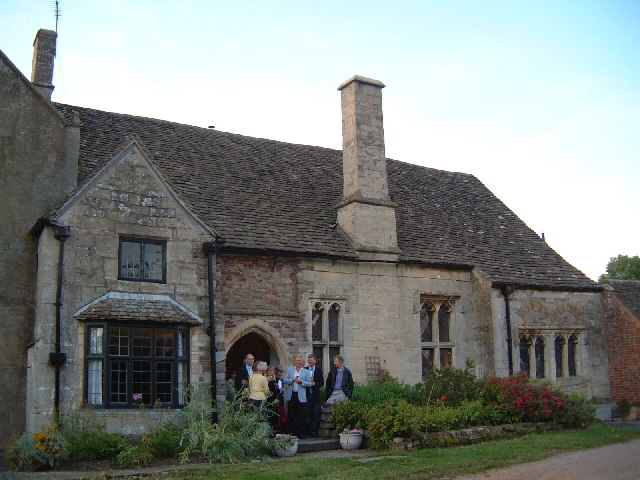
[330,401,368,431]
[64,424,127,461]
[116,437,153,467]
[144,423,183,458]
[179,385,272,464]
[413,365,482,407]
[352,377,415,405]
[4,424,69,471]
[366,399,418,448]
[553,392,595,427]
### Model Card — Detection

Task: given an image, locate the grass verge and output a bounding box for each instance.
[155,424,640,480]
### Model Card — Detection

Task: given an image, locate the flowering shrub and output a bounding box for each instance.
[5,424,69,471]
[412,365,482,407]
[481,372,566,422]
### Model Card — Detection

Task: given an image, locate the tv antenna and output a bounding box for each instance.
[52,0,61,32]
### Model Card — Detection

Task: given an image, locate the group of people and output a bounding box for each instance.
[227,353,353,439]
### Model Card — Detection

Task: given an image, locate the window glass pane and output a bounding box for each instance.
[178,362,187,405]
[328,304,340,342]
[143,243,164,281]
[568,335,578,377]
[132,327,152,356]
[87,359,103,405]
[178,330,186,357]
[519,338,530,376]
[421,348,434,377]
[312,304,323,342]
[120,241,141,278]
[109,327,129,356]
[420,303,434,342]
[555,336,565,378]
[132,360,151,404]
[438,305,450,342]
[440,348,452,367]
[329,346,340,365]
[156,362,173,403]
[155,328,175,357]
[89,327,104,355]
[110,360,128,403]
[535,338,545,378]
[313,346,324,372]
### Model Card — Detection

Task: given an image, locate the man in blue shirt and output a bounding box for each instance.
[324,354,354,407]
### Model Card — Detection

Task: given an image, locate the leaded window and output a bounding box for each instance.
[420,299,456,377]
[310,301,344,373]
[119,237,166,283]
[86,323,189,408]
[519,330,580,380]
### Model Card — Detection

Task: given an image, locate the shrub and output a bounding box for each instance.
[366,399,418,448]
[351,377,415,405]
[553,392,594,427]
[144,423,183,458]
[63,420,128,461]
[5,424,69,471]
[480,372,566,422]
[413,365,482,407]
[116,437,154,467]
[617,399,631,419]
[179,385,272,463]
[330,401,368,431]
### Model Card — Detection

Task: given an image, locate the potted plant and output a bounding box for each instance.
[271,434,299,457]
[339,429,363,450]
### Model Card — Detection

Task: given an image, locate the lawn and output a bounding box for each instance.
[157,424,640,480]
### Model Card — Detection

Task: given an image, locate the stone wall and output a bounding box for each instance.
[26,143,213,432]
[0,52,76,448]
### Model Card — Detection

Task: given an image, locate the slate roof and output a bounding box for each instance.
[608,280,640,319]
[53,103,599,291]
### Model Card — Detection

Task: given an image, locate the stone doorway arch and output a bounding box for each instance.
[226,320,289,375]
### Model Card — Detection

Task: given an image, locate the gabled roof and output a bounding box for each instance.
[53,103,599,291]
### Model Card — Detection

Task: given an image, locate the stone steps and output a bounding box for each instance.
[297,437,341,452]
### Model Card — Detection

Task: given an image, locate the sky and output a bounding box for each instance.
[1,0,638,281]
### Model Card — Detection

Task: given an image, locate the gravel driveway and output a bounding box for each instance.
[454,438,640,480]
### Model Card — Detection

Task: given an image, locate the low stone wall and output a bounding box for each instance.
[64,409,185,435]
[389,423,561,451]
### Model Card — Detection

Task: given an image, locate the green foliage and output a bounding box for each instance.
[143,423,183,458]
[599,254,640,281]
[617,399,631,419]
[61,417,128,461]
[179,384,272,464]
[330,400,368,431]
[351,376,415,405]
[412,365,482,407]
[115,437,154,467]
[366,399,419,448]
[553,392,595,427]
[4,424,69,471]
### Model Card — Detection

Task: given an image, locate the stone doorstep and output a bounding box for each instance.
[297,437,342,453]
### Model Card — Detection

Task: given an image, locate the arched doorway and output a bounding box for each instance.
[227,332,278,375]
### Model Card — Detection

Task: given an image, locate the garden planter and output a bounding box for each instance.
[339,433,362,450]
[273,438,298,457]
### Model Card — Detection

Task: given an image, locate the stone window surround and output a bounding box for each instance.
[309,299,346,374]
[84,322,190,409]
[518,327,584,380]
[420,295,458,376]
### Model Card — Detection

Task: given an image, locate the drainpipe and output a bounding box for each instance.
[50,224,70,423]
[500,284,515,375]
[203,239,225,422]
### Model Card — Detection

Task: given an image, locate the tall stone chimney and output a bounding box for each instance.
[31,29,57,100]
[336,75,400,261]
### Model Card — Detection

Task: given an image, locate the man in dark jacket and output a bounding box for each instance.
[234,353,255,395]
[324,354,354,407]
[305,353,324,437]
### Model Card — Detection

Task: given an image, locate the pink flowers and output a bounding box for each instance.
[441,395,447,401]
[132,393,142,402]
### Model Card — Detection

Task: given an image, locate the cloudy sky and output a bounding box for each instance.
[2,0,638,281]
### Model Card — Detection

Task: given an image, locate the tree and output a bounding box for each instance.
[599,255,640,282]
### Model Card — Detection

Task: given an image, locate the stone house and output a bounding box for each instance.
[1,30,611,444]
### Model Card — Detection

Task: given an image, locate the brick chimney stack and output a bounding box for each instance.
[336,75,400,261]
[31,29,57,100]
